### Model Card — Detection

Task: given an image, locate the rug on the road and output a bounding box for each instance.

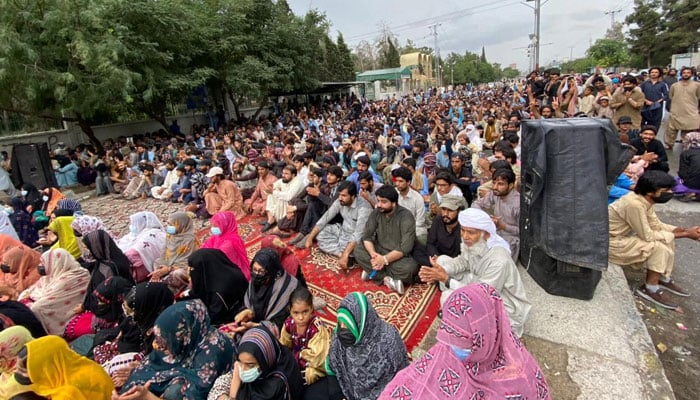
[80,195,440,352]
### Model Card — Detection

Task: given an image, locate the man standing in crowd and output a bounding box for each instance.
[639,67,669,131]
[611,75,645,141]
[667,67,700,150]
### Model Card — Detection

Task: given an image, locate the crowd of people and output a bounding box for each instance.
[0,64,698,399]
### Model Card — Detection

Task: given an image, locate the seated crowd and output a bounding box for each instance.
[0,71,698,399]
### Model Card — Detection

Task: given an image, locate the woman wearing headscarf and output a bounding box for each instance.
[0,326,34,399]
[117,211,166,283]
[232,248,299,335]
[37,186,65,219]
[13,335,114,400]
[71,214,109,238]
[18,183,42,215]
[149,212,199,294]
[83,277,135,356]
[0,246,41,294]
[0,301,47,338]
[188,249,248,325]
[18,248,89,336]
[325,292,408,400]
[118,299,235,400]
[379,283,551,400]
[201,211,251,281]
[260,235,306,287]
[208,324,304,400]
[44,211,81,259]
[0,212,20,242]
[678,131,700,200]
[103,282,174,391]
[77,230,134,317]
[8,197,38,247]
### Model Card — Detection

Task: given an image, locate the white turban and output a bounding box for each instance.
[458,208,512,254]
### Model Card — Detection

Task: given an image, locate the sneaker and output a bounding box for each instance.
[659,279,690,297]
[288,233,305,245]
[361,270,370,281]
[635,285,678,310]
[383,276,405,295]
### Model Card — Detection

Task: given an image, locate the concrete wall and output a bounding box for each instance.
[0,106,262,153]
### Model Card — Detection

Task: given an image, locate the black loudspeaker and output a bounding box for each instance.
[11,143,57,189]
[519,118,633,300]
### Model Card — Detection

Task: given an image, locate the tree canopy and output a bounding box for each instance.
[0,0,346,145]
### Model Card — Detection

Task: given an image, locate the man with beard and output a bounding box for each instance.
[418,208,530,336]
[304,181,372,272]
[262,164,305,232]
[354,185,418,295]
[667,67,700,149]
[630,125,669,173]
[611,75,645,140]
[473,168,520,261]
[203,166,245,218]
[347,155,382,193]
[151,159,179,200]
[639,67,669,131]
[245,161,278,217]
[448,153,473,207]
[609,171,700,310]
[358,171,383,208]
[391,167,427,244]
[232,156,258,200]
[412,195,466,268]
[122,163,163,200]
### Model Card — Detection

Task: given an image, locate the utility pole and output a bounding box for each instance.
[604,9,622,30]
[524,0,546,71]
[568,46,574,61]
[428,23,441,87]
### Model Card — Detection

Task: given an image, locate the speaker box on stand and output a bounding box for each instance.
[11,143,57,189]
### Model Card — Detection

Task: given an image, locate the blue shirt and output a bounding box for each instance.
[639,80,669,109]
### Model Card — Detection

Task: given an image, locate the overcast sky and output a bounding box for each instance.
[286,0,634,71]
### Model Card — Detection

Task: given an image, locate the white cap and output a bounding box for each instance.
[206,166,223,178]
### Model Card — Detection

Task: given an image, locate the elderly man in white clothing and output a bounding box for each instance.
[418,208,531,336]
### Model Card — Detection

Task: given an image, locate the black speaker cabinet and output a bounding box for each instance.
[11,143,57,189]
[519,118,632,300]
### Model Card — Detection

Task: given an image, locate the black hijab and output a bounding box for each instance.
[125,282,174,353]
[21,183,42,212]
[244,248,298,330]
[82,230,134,311]
[92,276,134,349]
[188,249,247,325]
[237,324,304,400]
[0,300,47,338]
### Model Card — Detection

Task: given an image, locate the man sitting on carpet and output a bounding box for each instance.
[290,166,345,247]
[304,181,372,272]
[244,161,277,217]
[151,159,178,200]
[412,195,466,268]
[472,168,521,261]
[355,185,418,295]
[121,163,163,200]
[609,170,700,310]
[418,208,530,336]
[262,164,305,232]
[347,155,382,193]
[203,166,245,219]
[392,167,427,244]
[358,171,383,209]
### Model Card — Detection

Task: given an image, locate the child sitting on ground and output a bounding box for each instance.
[279,287,330,386]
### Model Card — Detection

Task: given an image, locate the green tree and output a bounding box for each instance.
[400,39,433,56]
[336,33,355,81]
[0,0,134,148]
[502,67,520,79]
[586,38,631,67]
[379,38,400,68]
[480,46,487,63]
[659,0,700,57]
[560,57,596,73]
[625,0,664,68]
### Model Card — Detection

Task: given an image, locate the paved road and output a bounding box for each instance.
[623,136,700,400]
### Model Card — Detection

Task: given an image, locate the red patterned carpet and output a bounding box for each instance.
[81,196,440,352]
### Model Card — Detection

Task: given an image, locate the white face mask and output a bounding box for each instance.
[20,190,28,197]
[42,195,49,202]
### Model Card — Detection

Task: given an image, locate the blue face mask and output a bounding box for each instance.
[451,345,472,361]
[239,366,261,383]
[166,226,176,235]
[129,225,138,234]
[210,227,222,236]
